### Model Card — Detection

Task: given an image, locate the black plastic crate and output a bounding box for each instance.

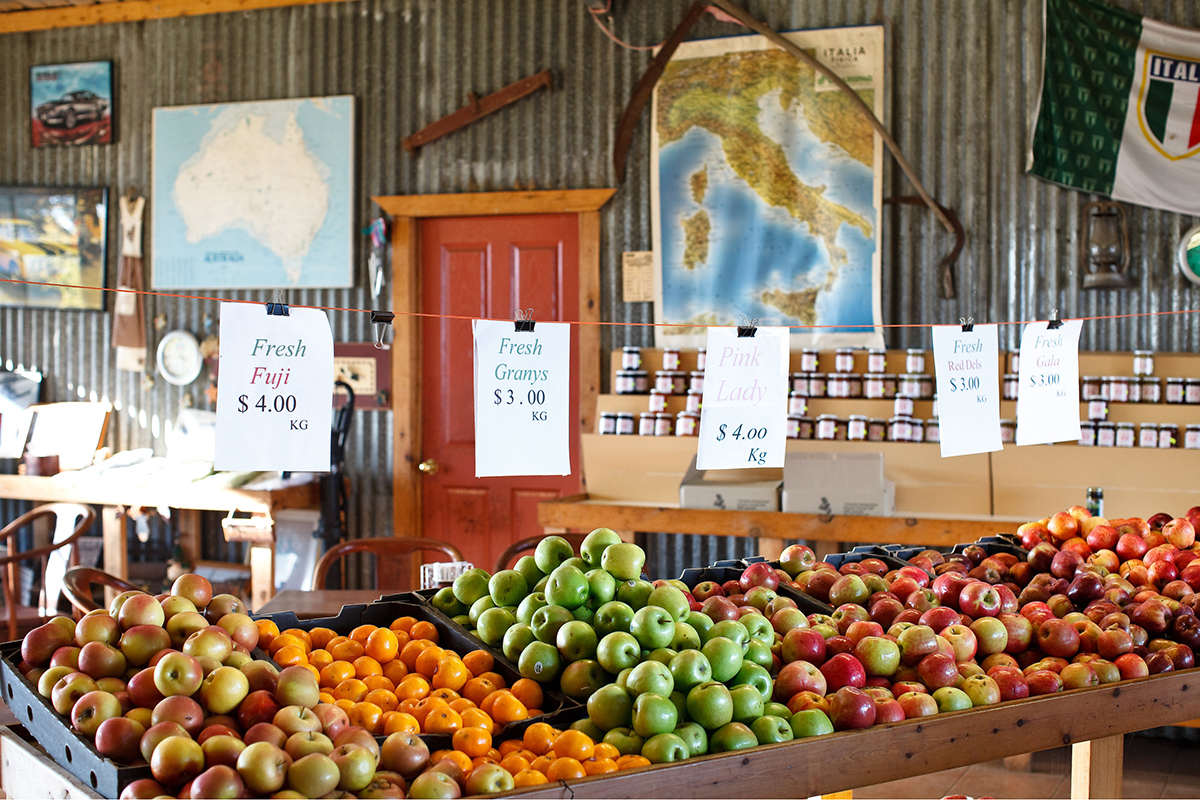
[815,548,911,574]
[886,536,1028,564]
[0,641,153,797]
[677,566,833,615]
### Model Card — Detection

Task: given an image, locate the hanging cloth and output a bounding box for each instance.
[113,194,147,372]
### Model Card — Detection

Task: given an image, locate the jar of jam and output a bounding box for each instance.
[1128,378,1142,404]
[808,373,827,398]
[791,372,809,395]
[881,374,898,398]
[1107,376,1130,403]
[662,348,681,371]
[910,418,925,443]
[897,374,921,398]
[1096,421,1116,447]
[638,412,656,436]
[788,391,808,416]
[1167,377,1186,404]
[1138,423,1159,448]
[906,349,926,374]
[648,389,669,413]
[888,416,913,442]
[1134,350,1155,376]
[675,411,700,436]
[685,390,703,413]
[696,348,707,371]
[1078,421,1096,447]
[919,374,934,399]
[616,412,636,435]
[925,418,940,443]
[1000,419,1016,444]
[654,412,675,436]
[599,411,617,435]
[1186,424,1200,449]
[654,370,674,394]
[846,374,864,398]
[1160,423,1179,449]
[864,374,887,399]
[1141,376,1162,404]
[689,371,705,393]
[827,373,851,398]
[615,370,644,394]
[867,348,887,373]
[867,418,888,442]
[847,415,868,441]
[1009,351,1020,373]
[1081,376,1101,400]
[835,348,855,373]
[1187,378,1200,404]
[796,417,815,440]
[1003,374,1020,400]
[621,346,642,370]
[816,414,840,440]
[1115,422,1136,447]
[786,415,802,439]
[1087,399,1108,420]
[800,348,820,372]
[894,395,915,417]
[931,395,939,418]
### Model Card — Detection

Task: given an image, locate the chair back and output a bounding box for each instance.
[0,502,95,639]
[313,537,464,591]
[62,567,140,614]
[494,534,586,574]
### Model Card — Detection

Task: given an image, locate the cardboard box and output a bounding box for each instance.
[782,451,895,516]
[678,456,781,511]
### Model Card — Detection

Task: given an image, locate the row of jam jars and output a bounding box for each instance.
[620,346,707,371]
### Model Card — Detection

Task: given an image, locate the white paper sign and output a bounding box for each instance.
[931,324,1003,458]
[697,326,789,470]
[1016,319,1083,446]
[215,302,333,471]
[473,319,571,477]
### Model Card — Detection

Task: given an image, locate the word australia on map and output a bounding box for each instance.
[151,96,355,290]
[651,26,885,348]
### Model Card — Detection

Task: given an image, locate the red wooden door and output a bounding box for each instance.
[420,214,582,572]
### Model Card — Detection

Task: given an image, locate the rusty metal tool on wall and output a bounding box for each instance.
[404,69,554,154]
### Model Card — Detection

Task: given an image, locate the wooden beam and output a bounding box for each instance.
[1071,736,1123,800]
[577,210,602,437]
[0,0,354,34]
[404,70,554,154]
[391,216,421,541]
[372,190,616,219]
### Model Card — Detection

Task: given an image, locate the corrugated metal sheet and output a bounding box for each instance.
[2,0,1200,585]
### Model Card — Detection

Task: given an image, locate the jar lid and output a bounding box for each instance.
[697,347,706,352]
[836,347,854,353]
[1187,378,1200,384]
[690,370,705,376]
[1000,419,1016,425]
[616,369,638,375]
[789,389,805,395]
[888,415,911,423]
[906,348,925,354]
[1169,376,1186,382]
[650,388,669,394]
[1161,422,1178,429]
[900,373,926,379]
[1134,350,1154,355]
[1081,375,1100,380]
[617,412,635,418]
[1097,421,1115,428]
[600,411,617,417]
[816,413,839,420]
[868,347,886,353]
[797,416,814,422]
[687,389,702,395]
[677,410,699,418]
[623,345,641,351]
[655,412,673,419]
[848,415,868,421]
[802,347,818,352]
[1188,424,1200,430]
[640,412,656,419]
[1141,422,1158,429]
[655,369,674,376]
[787,413,804,421]
[1116,422,1135,428]
[662,346,680,351]
[911,418,925,425]
[869,418,887,424]
[926,418,939,425]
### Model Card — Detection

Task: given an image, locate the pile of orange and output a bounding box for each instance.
[254,616,542,735]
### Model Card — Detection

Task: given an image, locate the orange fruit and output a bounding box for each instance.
[307,649,333,670]
[254,619,279,650]
[415,647,446,678]
[462,677,498,707]
[382,711,419,735]
[332,678,369,703]
[435,749,472,776]
[365,628,400,663]
[302,663,321,684]
[352,655,383,679]
[546,758,586,781]
[333,698,356,714]
[320,661,356,689]
[529,755,554,775]
[471,754,498,769]
[476,671,507,689]
[410,620,439,643]
[326,635,350,651]
[274,645,308,667]
[396,675,431,701]
[616,754,651,770]
[281,628,313,650]
[523,722,558,755]
[308,627,337,650]
[412,697,448,726]
[593,743,620,761]
[382,659,409,685]
[349,701,384,733]
[451,726,492,758]
[349,624,378,645]
[491,694,528,725]
[429,687,460,703]
[513,768,548,787]
[423,706,463,734]
[432,658,469,691]
[397,698,421,715]
[461,650,493,677]
[485,747,501,761]
[460,707,494,734]
[447,697,476,714]
[585,757,618,776]
[498,740,524,757]
[554,730,594,762]
[480,689,507,717]
[390,616,417,634]
[365,689,399,712]
[267,633,308,656]
[318,691,336,705]
[364,675,396,693]
[500,754,531,775]
[328,639,366,663]
[511,678,543,710]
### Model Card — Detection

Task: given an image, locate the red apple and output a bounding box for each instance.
[773,660,827,701]
[828,686,876,731]
[1037,618,1081,658]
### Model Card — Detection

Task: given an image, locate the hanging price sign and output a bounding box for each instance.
[215,302,334,471]
[697,326,789,469]
[473,319,570,477]
[1016,319,1083,446]
[931,324,1003,457]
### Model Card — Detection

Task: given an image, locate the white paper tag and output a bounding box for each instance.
[473,319,571,477]
[215,303,333,471]
[931,324,1003,458]
[1016,319,1083,446]
[697,327,789,469]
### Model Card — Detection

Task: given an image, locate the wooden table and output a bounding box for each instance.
[257,588,382,618]
[539,493,1024,559]
[0,473,319,610]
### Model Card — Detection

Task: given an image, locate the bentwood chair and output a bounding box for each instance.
[0,503,95,640]
[313,537,464,592]
[62,566,140,614]
[494,533,585,574]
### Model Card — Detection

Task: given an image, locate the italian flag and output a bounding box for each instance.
[1028,0,1200,215]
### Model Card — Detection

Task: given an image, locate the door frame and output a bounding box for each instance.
[371,190,616,540]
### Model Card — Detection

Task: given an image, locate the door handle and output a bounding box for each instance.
[418,459,440,474]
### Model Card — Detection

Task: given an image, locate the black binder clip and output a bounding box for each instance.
[1047,309,1064,330]
[960,316,975,332]
[371,310,395,350]
[737,314,758,338]
[514,308,536,333]
[266,289,289,316]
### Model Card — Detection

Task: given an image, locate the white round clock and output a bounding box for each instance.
[156,330,203,386]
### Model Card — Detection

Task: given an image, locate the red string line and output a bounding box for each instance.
[1,276,1197,330]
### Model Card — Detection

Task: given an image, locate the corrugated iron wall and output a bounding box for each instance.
[2,0,1199,585]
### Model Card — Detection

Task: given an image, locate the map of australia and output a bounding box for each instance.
[152,97,354,289]
[652,29,884,347]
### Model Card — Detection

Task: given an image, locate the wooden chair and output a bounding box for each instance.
[62,567,140,614]
[0,503,95,641]
[313,537,464,591]
[494,533,586,574]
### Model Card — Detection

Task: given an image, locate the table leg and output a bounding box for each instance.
[101,506,126,605]
[177,509,201,568]
[249,545,275,612]
[1071,735,1123,799]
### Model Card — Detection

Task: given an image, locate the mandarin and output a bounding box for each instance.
[451,726,492,758]
[513,768,548,787]
[510,678,543,710]
[491,693,528,725]
[365,628,400,663]
[546,758,586,781]
[423,706,463,734]
[461,650,493,676]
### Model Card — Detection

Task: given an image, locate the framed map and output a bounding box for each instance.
[152,96,354,289]
[652,27,885,348]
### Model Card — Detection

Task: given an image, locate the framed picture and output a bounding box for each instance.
[30,61,114,148]
[0,186,109,311]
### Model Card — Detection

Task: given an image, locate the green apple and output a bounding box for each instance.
[586,570,618,606]
[688,612,714,640]
[515,593,548,626]
[631,693,678,738]
[625,660,674,697]
[561,557,589,573]
[614,667,634,692]
[709,721,758,752]
[593,601,635,637]
[474,607,515,648]
[647,586,690,623]
[647,648,677,666]
[701,637,744,683]
[732,663,772,702]
[581,528,623,568]
[502,624,537,663]
[513,556,544,591]
[640,732,689,764]
[451,614,470,627]
[616,579,654,609]
[518,642,562,683]
[670,622,701,652]
[533,575,550,593]
[744,639,773,670]
[750,715,793,745]
[673,722,707,757]
[569,717,607,743]
[741,614,774,644]
[452,568,491,606]
[729,684,764,724]
[530,605,574,644]
[932,686,972,713]
[764,702,791,719]
[669,689,689,722]
[534,536,575,574]
[468,595,495,626]
[790,708,835,738]
[669,650,713,692]
[602,727,645,756]
[630,606,676,651]
[602,543,647,581]
[431,588,467,617]
[559,660,608,702]
[545,565,589,610]
[572,604,595,625]
[588,684,633,731]
[488,570,528,608]
[556,620,599,662]
[686,681,734,731]
[596,632,641,675]
[707,620,750,650]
